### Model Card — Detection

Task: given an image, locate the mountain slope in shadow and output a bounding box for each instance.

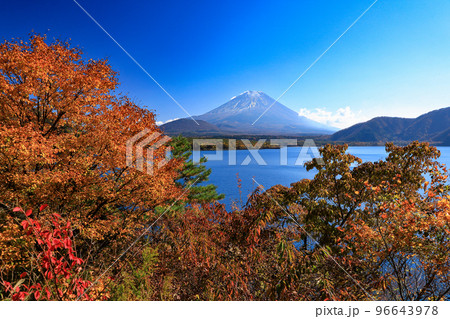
[331,107,450,144]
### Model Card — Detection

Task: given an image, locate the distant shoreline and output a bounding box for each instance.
[166,135,450,150]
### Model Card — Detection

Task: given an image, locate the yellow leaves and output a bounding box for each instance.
[0,214,31,273]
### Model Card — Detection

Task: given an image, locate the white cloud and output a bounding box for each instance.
[156,118,180,126]
[298,106,367,129]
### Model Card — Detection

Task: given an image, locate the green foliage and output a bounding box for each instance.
[111,247,160,301]
[170,135,224,203]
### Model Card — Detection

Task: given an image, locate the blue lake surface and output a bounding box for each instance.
[199,146,450,207]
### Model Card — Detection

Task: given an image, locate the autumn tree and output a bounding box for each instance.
[258,142,450,300]
[0,34,183,286]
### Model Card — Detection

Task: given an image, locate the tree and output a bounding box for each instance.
[0,34,183,283]
[170,135,224,204]
[258,142,450,300]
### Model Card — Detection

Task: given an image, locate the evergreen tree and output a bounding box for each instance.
[170,135,224,203]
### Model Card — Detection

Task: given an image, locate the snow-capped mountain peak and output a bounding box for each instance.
[191,91,338,134]
[240,90,263,97]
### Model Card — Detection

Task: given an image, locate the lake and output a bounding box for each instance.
[199,146,450,207]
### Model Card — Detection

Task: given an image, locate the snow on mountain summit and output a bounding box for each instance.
[192,91,338,134]
[240,90,263,97]
[215,90,273,112]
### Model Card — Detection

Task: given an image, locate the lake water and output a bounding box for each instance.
[199,146,450,207]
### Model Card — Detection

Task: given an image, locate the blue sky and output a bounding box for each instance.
[1,0,450,128]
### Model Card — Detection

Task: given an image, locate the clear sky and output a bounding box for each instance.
[1,0,450,128]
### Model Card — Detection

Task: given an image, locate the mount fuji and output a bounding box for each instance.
[161,91,337,136]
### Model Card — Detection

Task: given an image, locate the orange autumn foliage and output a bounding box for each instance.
[0,35,183,281]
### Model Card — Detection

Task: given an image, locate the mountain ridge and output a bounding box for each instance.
[331,106,450,144]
